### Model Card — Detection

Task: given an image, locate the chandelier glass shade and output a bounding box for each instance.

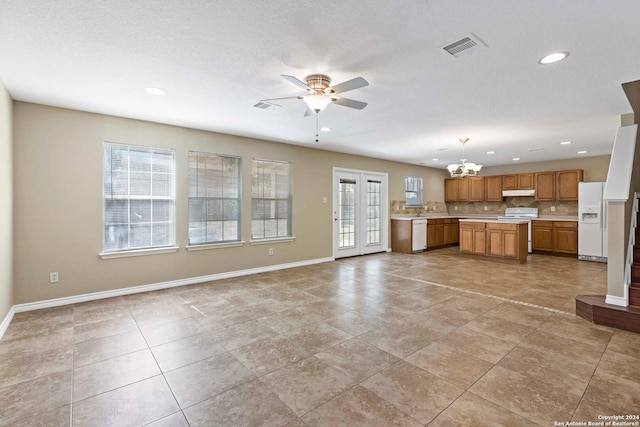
[447,138,482,178]
[304,94,332,112]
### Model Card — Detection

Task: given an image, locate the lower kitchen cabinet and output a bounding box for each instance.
[460,221,527,263]
[532,220,578,255]
[428,218,459,249]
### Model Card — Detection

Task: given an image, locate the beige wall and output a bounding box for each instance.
[12,102,449,304]
[480,155,611,183]
[0,82,13,320]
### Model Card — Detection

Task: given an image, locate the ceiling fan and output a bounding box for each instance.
[260,74,369,116]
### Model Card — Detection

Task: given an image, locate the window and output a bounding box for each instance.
[188,152,241,245]
[367,179,381,244]
[405,176,423,207]
[251,159,292,240]
[103,143,175,253]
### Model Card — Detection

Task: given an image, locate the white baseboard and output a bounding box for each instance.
[2,257,334,334]
[605,294,628,307]
[0,306,16,341]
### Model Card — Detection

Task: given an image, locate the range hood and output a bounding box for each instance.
[502,189,536,197]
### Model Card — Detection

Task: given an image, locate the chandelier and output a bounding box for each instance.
[447,138,483,178]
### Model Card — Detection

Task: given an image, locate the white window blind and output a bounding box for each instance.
[251,159,292,240]
[103,143,175,252]
[188,151,241,245]
[405,176,423,207]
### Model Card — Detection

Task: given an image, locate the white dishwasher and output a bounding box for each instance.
[412,219,427,252]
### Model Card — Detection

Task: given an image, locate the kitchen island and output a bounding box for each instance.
[459,219,529,263]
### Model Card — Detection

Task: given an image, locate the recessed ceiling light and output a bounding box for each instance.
[539,52,569,65]
[486,151,495,154]
[512,157,520,161]
[560,141,572,145]
[144,87,166,95]
[432,158,439,161]
[320,127,331,132]
[577,150,587,154]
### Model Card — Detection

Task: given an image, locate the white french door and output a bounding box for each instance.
[333,168,388,259]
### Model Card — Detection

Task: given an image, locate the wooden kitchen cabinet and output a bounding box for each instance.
[535,172,555,201]
[555,170,583,201]
[435,220,445,245]
[502,173,534,191]
[427,222,436,247]
[459,222,486,255]
[484,175,502,201]
[445,179,458,202]
[443,218,459,245]
[553,221,578,254]
[532,220,578,255]
[426,218,457,249]
[457,178,469,201]
[468,176,485,201]
[486,223,523,260]
[532,220,553,252]
[390,219,413,254]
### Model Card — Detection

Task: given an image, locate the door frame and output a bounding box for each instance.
[332,167,389,259]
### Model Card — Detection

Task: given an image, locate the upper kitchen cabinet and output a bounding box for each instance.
[468,176,485,201]
[534,172,555,201]
[485,175,502,202]
[555,170,583,201]
[502,173,534,190]
[445,179,457,202]
[457,178,469,201]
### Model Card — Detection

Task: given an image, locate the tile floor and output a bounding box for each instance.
[1,247,639,426]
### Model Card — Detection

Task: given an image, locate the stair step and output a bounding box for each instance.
[630,285,640,308]
[632,265,640,282]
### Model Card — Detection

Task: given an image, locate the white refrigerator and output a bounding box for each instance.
[578,182,607,262]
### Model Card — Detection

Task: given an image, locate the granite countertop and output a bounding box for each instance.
[535,215,579,222]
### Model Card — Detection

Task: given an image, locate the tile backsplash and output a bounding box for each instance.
[390,197,577,216]
[390,200,447,214]
[444,197,578,216]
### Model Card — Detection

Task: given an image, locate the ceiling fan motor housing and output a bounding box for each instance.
[305,74,331,93]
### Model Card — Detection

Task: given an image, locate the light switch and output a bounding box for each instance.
[322,197,328,204]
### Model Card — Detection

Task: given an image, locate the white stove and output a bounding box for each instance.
[497,207,538,253]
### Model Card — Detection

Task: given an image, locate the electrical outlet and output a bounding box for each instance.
[454,206,458,211]
[49,272,59,283]
[322,196,328,204]
[268,248,274,256]
[483,206,488,211]
[551,206,556,212]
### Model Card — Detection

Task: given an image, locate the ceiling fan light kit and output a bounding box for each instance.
[447,138,483,178]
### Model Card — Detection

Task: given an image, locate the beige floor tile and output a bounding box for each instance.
[276,322,353,355]
[183,379,296,427]
[9,404,71,427]
[0,342,72,388]
[218,319,281,350]
[361,360,464,425]
[323,310,387,336]
[571,399,622,424]
[72,375,179,427]
[0,370,71,427]
[606,329,640,357]
[145,411,190,427]
[436,326,517,364]
[498,346,596,396]
[582,371,640,413]
[463,315,536,343]
[482,301,553,327]
[72,316,139,343]
[518,330,605,365]
[256,307,326,335]
[73,329,148,367]
[302,385,422,427]
[73,348,160,401]
[428,391,542,426]
[259,356,355,416]
[405,341,493,388]
[140,315,208,347]
[359,321,441,358]
[164,352,255,408]
[151,331,227,372]
[230,334,311,377]
[470,365,582,425]
[314,338,399,382]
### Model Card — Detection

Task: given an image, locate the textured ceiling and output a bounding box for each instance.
[1,0,639,169]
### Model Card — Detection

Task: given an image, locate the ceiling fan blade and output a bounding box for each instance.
[332,97,368,110]
[281,75,312,92]
[326,77,369,94]
[303,107,314,117]
[259,96,303,102]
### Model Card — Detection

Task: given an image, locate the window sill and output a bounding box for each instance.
[250,237,296,245]
[99,246,179,259]
[186,241,245,251]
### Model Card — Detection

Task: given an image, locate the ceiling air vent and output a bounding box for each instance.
[253,101,280,110]
[442,33,487,57]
